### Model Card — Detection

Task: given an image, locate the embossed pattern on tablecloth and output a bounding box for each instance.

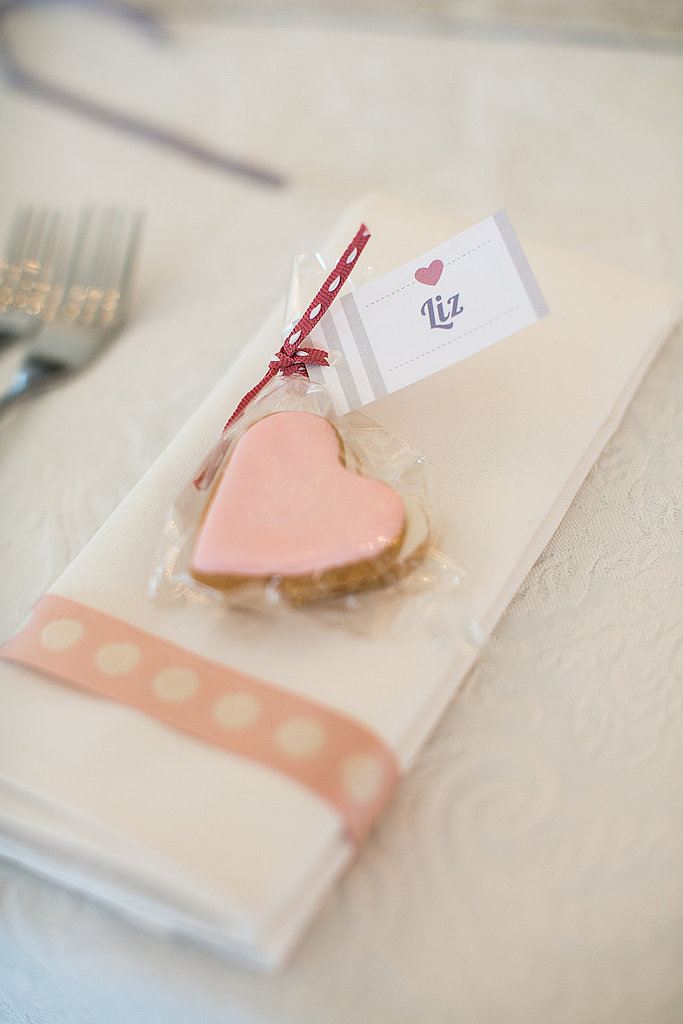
[1,325,679,1023]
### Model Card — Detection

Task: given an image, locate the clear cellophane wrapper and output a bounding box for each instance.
[151,253,469,638]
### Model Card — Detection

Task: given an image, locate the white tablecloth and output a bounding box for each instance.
[0,5,681,1022]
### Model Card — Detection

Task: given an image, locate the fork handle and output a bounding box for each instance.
[0,313,40,350]
[0,356,69,418]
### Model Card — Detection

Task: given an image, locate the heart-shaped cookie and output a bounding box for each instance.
[190,411,407,601]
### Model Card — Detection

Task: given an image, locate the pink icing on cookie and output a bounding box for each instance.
[190,411,405,582]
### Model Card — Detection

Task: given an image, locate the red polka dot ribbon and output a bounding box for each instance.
[223,223,371,433]
[0,594,398,844]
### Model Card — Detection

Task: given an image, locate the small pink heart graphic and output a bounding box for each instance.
[414,259,443,287]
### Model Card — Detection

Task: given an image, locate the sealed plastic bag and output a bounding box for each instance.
[151,227,465,632]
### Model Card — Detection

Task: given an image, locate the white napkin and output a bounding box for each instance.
[0,195,678,968]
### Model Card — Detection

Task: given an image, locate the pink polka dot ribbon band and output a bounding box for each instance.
[0,595,399,844]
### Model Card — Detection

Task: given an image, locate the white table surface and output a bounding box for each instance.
[0,4,681,1022]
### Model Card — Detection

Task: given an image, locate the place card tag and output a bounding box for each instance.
[307,210,548,415]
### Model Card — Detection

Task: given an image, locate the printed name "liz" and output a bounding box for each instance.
[420,293,464,330]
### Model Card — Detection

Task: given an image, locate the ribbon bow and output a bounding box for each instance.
[268,339,329,378]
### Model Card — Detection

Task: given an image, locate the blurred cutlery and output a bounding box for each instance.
[0,207,64,345]
[0,207,142,418]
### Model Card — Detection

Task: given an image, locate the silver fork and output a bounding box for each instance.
[0,207,142,417]
[0,207,64,346]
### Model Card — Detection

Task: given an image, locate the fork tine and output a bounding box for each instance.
[24,208,47,266]
[61,207,92,296]
[99,208,143,326]
[3,207,62,267]
[26,210,62,316]
[1,207,65,319]
[38,212,63,281]
[87,207,116,293]
[94,209,125,323]
[3,207,32,267]
[52,207,142,329]
[115,210,142,289]
[57,208,97,324]
[82,208,116,325]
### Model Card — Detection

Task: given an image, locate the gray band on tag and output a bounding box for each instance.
[322,314,362,412]
[341,293,388,400]
[493,210,549,319]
